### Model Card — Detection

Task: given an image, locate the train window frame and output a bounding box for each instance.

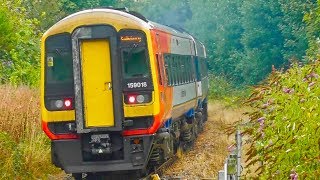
[172,56,177,86]
[183,57,187,83]
[183,57,187,84]
[170,56,174,86]
[44,33,74,97]
[177,56,181,85]
[200,58,208,78]
[169,56,172,86]
[164,55,170,86]
[200,60,203,79]
[186,56,192,83]
[156,53,163,85]
[187,56,192,83]
[163,54,202,87]
[180,57,184,84]
[168,55,172,86]
[179,57,184,84]
[121,46,151,79]
[119,29,153,83]
[176,56,180,85]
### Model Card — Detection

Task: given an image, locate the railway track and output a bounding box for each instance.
[141,156,177,180]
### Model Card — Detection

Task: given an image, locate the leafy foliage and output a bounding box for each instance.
[0,1,40,86]
[241,62,320,178]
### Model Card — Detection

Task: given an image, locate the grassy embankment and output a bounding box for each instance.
[209,75,250,106]
[0,85,60,179]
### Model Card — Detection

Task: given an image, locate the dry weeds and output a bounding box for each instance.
[0,85,39,141]
[0,85,60,179]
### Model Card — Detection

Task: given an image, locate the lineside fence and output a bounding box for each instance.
[218,130,242,180]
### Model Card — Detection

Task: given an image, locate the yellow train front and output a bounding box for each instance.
[41,8,208,178]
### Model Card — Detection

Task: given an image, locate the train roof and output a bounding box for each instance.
[50,8,194,39]
[45,8,206,58]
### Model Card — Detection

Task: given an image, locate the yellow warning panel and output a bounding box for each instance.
[81,39,114,127]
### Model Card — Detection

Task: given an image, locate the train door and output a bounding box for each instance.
[81,40,114,127]
[72,25,123,133]
[194,58,202,97]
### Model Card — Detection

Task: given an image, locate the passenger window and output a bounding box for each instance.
[173,57,178,85]
[188,57,192,82]
[177,57,181,85]
[184,57,188,83]
[179,57,183,84]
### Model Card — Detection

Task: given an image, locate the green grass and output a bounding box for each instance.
[208,75,250,107]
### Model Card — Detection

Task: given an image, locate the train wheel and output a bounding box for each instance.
[193,122,199,138]
[196,112,204,133]
[176,145,183,159]
[203,103,208,122]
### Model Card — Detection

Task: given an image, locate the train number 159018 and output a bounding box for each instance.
[127,82,147,89]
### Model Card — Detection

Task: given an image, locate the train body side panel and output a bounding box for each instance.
[150,29,172,123]
[149,28,198,121]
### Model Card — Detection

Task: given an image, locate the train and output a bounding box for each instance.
[40,8,209,179]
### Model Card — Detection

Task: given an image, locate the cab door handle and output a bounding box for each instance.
[104,82,112,90]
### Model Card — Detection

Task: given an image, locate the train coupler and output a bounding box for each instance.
[89,134,112,155]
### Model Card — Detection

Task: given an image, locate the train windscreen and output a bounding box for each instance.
[45,33,74,96]
[119,30,153,91]
[122,47,150,79]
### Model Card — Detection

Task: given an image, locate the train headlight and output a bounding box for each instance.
[47,98,74,111]
[136,95,145,103]
[54,100,64,109]
[124,93,151,104]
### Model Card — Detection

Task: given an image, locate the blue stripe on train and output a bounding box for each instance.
[164,118,172,128]
[185,108,195,118]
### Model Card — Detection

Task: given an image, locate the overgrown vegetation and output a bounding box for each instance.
[239,62,320,178]
[0,86,59,179]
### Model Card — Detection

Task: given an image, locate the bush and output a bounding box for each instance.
[241,62,320,178]
[0,1,40,87]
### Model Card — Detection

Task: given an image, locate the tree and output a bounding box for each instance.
[22,0,66,32]
[278,0,316,62]
[304,0,320,59]
[239,0,285,84]
[0,0,40,86]
[60,0,118,14]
